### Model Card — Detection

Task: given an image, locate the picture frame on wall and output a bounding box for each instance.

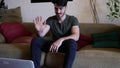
[31,0,73,3]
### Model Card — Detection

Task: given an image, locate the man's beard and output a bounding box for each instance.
[56,11,66,19]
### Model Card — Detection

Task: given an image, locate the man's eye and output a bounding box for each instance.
[59,8,63,10]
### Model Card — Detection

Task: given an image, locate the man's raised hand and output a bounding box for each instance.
[33,16,46,32]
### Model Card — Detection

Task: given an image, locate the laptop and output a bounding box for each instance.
[0,58,35,68]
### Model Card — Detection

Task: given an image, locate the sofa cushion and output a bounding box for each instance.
[45,52,64,68]
[77,33,93,51]
[0,43,31,59]
[0,7,22,22]
[72,50,120,68]
[92,31,120,48]
[0,22,31,43]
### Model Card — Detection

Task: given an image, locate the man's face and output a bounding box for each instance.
[54,4,66,19]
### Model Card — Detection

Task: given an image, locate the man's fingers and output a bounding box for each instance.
[55,48,58,53]
[49,44,59,53]
[51,46,54,53]
[35,16,38,23]
[34,16,42,24]
[50,45,55,53]
[36,16,41,22]
[38,16,42,23]
[49,45,53,52]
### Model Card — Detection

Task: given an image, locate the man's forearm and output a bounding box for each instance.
[38,25,50,37]
[62,34,79,41]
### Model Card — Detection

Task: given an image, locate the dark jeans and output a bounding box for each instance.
[31,37,77,68]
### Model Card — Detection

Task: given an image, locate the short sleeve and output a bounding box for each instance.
[71,16,79,26]
[46,18,51,25]
[46,16,55,25]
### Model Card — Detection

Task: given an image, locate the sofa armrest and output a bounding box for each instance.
[0,43,46,66]
[0,43,31,59]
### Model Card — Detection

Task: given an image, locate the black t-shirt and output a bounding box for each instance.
[46,15,79,41]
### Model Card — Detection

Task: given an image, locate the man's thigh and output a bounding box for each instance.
[41,41,52,53]
[58,39,77,53]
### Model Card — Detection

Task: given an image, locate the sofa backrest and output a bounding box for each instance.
[22,22,37,34]
[22,22,120,37]
[79,23,120,36]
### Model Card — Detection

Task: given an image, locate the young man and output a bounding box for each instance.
[31,0,80,68]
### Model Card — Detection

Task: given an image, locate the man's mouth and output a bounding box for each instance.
[56,12,61,14]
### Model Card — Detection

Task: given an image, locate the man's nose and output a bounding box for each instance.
[56,9,61,13]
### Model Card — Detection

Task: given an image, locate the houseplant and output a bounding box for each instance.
[0,0,7,10]
[0,0,8,21]
[106,0,120,21]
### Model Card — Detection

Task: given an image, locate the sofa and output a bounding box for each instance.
[0,22,120,68]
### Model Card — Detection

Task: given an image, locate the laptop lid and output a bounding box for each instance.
[0,58,35,68]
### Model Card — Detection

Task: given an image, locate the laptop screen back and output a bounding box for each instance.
[0,58,35,68]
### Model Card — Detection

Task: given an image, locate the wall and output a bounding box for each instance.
[4,0,120,25]
[95,0,120,25]
[4,0,94,23]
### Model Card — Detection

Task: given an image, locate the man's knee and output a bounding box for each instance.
[31,37,45,47]
[31,37,38,43]
[65,39,77,49]
[32,37,46,43]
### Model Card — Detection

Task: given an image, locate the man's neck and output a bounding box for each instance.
[58,14,66,23]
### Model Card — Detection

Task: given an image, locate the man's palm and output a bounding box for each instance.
[34,16,46,31]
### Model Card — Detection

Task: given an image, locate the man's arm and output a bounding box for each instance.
[34,16,50,37]
[37,24,50,37]
[62,25,80,41]
[49,25,80,53]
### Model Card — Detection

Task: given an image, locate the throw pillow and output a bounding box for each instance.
[0,22,32,43]
[0,33,5,43]
[12,34,36,43]
[0,7,22,22]
[12,36,34,43]
[92,31,119,42]
[77,33,93,51]
[92,31,120,48]
[93,41,120,48]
